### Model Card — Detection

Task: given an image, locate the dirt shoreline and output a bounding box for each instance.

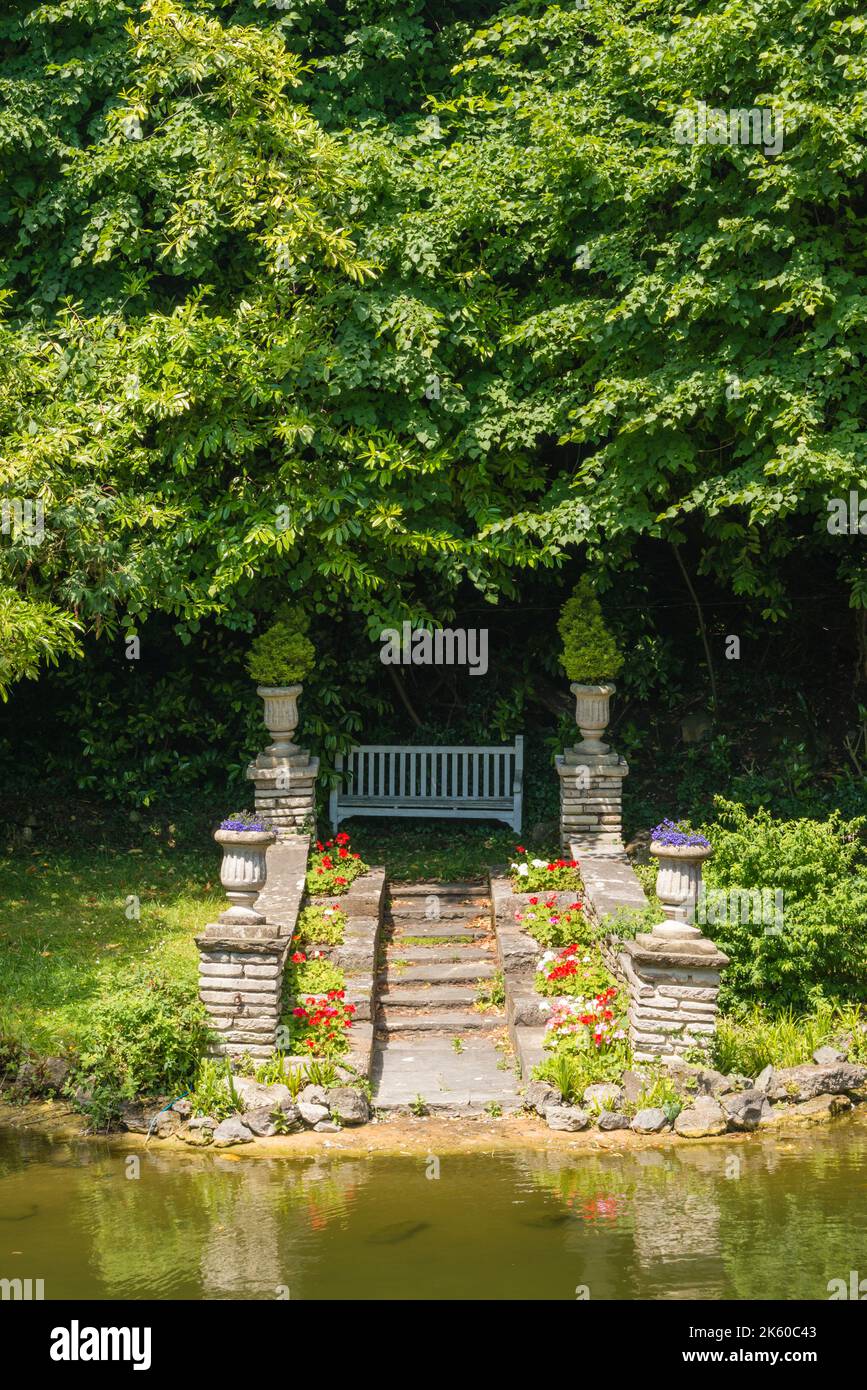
[3,1097,865,1159]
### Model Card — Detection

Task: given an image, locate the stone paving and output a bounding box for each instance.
[371,882,522,1113]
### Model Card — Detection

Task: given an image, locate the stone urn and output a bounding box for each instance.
[570,681,616,755]
[257,684,302,760]
[215,827,275,925]
[650,840,712,924]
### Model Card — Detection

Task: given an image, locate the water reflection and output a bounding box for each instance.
[1,1117,866,1300]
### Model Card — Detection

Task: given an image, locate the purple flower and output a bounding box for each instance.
[220,811,270,832]
[651,818,711,849]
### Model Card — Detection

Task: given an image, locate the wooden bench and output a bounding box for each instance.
[329,739,524,833]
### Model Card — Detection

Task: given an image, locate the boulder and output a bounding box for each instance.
[544,1105,590,1132]
[314,1120,341,1133]
[524,1080,561,1113]
[298,1084,328,1108]
[243,1107,279,1137]
[812,1045,846,1066]
[673,1096,727,1138]
[276,1102,305,1133]
[222,1076,294,1111]
[754,1064,774,1094]
[327,1087,370,1126]
[583,1083,623,1110]
[767,1094,852,1127]
[188,1115,216,1131]
[632,1107,669,1134]
[767,1062,867,1104]
[721,1089,771,1132]
[298,1102,330,1127]
[620,1070,649,1107]
[172,1097,193,1117]
[213,1116,254,1146]
[177,1122,213,1147]
[151,1109,183,1139]
[597,1110,630,1131]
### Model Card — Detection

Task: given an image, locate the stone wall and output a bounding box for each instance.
[246,754,318,837]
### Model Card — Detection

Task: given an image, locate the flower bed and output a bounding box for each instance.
[516,896,592,948]
[510,846,582,893]
[306,832,368,894]
[282,951,355,1056]
[295,901,347,948]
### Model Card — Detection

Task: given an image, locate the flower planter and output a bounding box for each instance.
[650,840,713,923]
[257,683,303,760]
[570,681,615,755]
[215,827,276,924]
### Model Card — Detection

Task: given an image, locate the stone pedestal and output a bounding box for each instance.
[620,919,729,1062]
[556,748,628,858]
[246,750,319,838]
[196,924,288,1060]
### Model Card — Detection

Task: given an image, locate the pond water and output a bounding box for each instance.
[1,1118,866,1300]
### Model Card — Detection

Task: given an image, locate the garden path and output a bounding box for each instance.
[371,882,522,1113]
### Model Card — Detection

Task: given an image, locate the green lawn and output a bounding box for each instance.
[0,846,221,1053]
[339,818,528,884]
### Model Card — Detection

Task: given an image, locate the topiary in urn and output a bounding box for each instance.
[246,607,315,759]
[558,576,624,754]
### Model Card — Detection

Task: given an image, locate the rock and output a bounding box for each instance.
[583,1083,623,1110]
[620,1070,649,1107]
[780,1094,852,1126]
[524,1080,561,1113]
[768,1062,867,1104]
[188,1115,216,1131]
[632,1107,669,1134]
[298,1084,328,1108]
[812,1045,846,1066]
[754,1064,774,1094]
[298,1102,330,1127]
[177,1122,213,1147]
[544,1105,590,1132]
[327,1087,370,1126]
[213,1116,254,1146]
[276,1103,305,1133]
[119,1102,158,1134]
[151,1109,183,1138]
[719,1073,754,1095]
[674,1096,727,1138]
[661,1059,702,1093]
[597,1110,630,1131]
[243,1107,279,1137]
[721,1089,771,1132]
[222,1076,294,1111]
[172,1097,193,1117]
[314,1120,341,1133]
[695,1068,729,1097]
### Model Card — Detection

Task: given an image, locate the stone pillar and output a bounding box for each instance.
[196,926,287,1060]
[620,920,729,1063]
[555,748,628,858]
[246,751,318,838]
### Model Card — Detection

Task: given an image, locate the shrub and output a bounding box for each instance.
[74,969,212,1101]
[286,954,345,997]
[712,1001,867,1076]
[700,798,867,1011]
[247,618,315,685]
[535,946,616,998]
[558,576,623,684]
[510,849,582,892]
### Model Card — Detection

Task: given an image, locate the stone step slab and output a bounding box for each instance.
[379,986,480,1008]
[378,1010,503,1033]
[382,961,496,983]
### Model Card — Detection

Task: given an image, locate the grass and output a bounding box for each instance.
[713,1002,867,1076]
[340,818,519,882]
[0,845,221,1053]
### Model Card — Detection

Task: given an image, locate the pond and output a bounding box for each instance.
[2,1118,866,1300]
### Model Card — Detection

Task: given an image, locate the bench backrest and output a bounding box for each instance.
[329,738,524,830]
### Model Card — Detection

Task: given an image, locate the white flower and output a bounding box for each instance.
[516,864,529,877]
[531,858,546,868]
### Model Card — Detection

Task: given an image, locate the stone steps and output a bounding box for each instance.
[379,985,479,1008]
[378,1009,503,1033]
[389,882,487,898]
[382,960,495,983]
[385,945,491,963]
[390,922,488,939]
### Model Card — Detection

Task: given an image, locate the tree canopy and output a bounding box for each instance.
[1,0,866,704]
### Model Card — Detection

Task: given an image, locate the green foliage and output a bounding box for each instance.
[533,1043,630,1100]
[701,798,867,1010]
[306,837,368,894]
[296,901,346,946]
[535,951,616,999]
[74,968,212,1101]
[247,621,315,686]
[475,971,506,1011]
[287,955,344,997]
[510,850,583,892]
[188,1057,240,1121]
[558,577,623,684]
[712,1000,865,1077]
[517,901,594,949]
